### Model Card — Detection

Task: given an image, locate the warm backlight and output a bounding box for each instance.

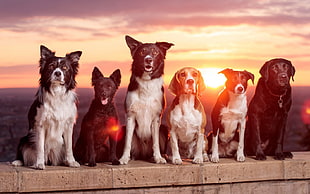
[198,68,226,88]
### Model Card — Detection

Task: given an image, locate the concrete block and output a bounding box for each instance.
[0,163,18,192]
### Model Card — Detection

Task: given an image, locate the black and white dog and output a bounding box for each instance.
[245,58,295,160]
[74,67,122,166]
[209,68,254,162]
[12,45,82,169]
[119,35,174,164]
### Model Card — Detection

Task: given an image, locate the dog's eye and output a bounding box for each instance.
[192,72,198,77]
[152,49,159,56]
[140,48,147,56]
[180,72,186,77]
[62,66,68,71]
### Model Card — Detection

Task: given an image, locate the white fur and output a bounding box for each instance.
[119,76,166,164]
[211,91,247,163]
[169,94,206,164]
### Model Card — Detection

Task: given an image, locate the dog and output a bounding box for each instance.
[245,58,295,160]
[209,68,254,163]
[74,67,122,166]
[12,45,82,169]
[119,35,174,164]
[167,67,208,164]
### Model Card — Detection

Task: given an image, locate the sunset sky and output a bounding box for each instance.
[0,0,309,88]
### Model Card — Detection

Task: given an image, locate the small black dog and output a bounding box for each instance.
[74,67,122,166]
[245,58,295,160]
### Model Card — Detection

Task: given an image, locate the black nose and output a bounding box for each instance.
[54,71,61,77]
[145,57,153,64]
[237,86,244,93]
[187,79,194,85]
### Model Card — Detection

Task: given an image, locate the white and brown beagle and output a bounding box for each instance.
[209,68,254,163]
[167,67,208,164]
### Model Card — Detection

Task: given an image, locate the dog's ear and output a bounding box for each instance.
[92,67,103,86]
[219,68,233,78]
[197,70,207,95]
[155,42,174,57]
[110,69,121,88]
[259,60,271,81]
[286,60,296,82]
[168,71,180,96]
[125,35,142,57]
[40,45,55,59]
[66,51,82,63]
[244,70,255,84]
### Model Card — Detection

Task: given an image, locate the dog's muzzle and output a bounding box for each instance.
[278,73,289,86]
[234,84,245,94]
[184,79,196,94]
[144,55,153,72]
[52,68,65,84]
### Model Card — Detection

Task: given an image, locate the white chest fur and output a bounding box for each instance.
[170,94,202,143]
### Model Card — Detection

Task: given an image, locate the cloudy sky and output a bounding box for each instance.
[0,0,309,88]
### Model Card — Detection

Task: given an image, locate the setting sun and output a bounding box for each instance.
[198,68,227,89]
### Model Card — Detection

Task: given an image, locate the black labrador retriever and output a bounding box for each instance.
[245,58,295,160]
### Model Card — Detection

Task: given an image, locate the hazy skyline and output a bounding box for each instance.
[0,0,309,88]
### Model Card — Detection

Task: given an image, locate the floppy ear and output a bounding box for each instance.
[259,60,271,81]
[110,69,121,88]
[244,70,255,84]
[125,35,142,57]
[197,70,207,95]
[168,71,180,96]
[286,60,296,82]
[92,67,103,86]
[219,68,233,78]
[155,42,174,57]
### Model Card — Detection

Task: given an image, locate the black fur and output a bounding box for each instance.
[245,58,295,160]
[74,67,122,166]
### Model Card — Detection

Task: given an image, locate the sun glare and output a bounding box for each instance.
[198,68,227,89]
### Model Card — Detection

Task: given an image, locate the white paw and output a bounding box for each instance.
[34,163,45,170]
[154,156,167,164]
[66,160,80,168]
[210,154,219,163]
[193,157,203,164]
[237,154,245,162]
[172,157,182,165]
[119,156,130,165]
[203,153,209,162]
[12,160,23,166]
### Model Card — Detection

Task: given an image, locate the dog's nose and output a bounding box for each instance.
[186,79,194,85]
[279,73,288,79]
[144,56,153,64]
[54,71,61,77]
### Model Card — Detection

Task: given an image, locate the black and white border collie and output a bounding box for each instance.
[119,35,174,164]
[12,45,82,169]
[209,68,254,163]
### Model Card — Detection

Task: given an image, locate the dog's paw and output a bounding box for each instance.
[11,160,23,166]
[237,154,245,162]
[65,160,80,168]
[193,157,203,164]
[154,156,167,164]
[172,157,183,165]
[119,156,130,165]
[210,154,219,163]
[274,152,285,160]
[112,159,120,165]
[34,163,45,170]
[284,152,293,159]
[203,153,209,162]
[255,152,266,160]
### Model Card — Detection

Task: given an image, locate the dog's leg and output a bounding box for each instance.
[170,128,182,165]
[152,117,167,164]
[63,122,80,168]
[193,132,204,164]
[34,128,45,170]
[274,114,288,160]
[119,116,135,164]
[210,130,220,163]
[236,120,246,162]
[250,116,266,160]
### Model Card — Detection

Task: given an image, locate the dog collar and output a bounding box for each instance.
[265,84,287,108]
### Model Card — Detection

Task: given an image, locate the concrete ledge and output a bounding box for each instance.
[1,152,310,193]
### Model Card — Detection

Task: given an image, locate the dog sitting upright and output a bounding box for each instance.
[12,45,82,169]
[245,58,295,160]
[209,68,254,163]
[119,35,174,164]
[74,67,121,166]
[167,67,208,164]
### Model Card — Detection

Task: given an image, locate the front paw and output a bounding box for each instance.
[274,152,285,160]
[237,153,245,162]
[172,157,182,165]
[284,152,293,159]
[210,153,219,163]
[255,152,266,160]
[193,157,203,164]
[119,156,130,165]
[34,163,45,170]
[154,156,167,164]
[66,160,80,168]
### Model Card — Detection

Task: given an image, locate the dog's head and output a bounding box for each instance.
[125,35,174,79]
[92,67,121,105]
[259,58,295,89]
[220,68,254,94]
[169,67,206,96]
[39,45,82,92]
